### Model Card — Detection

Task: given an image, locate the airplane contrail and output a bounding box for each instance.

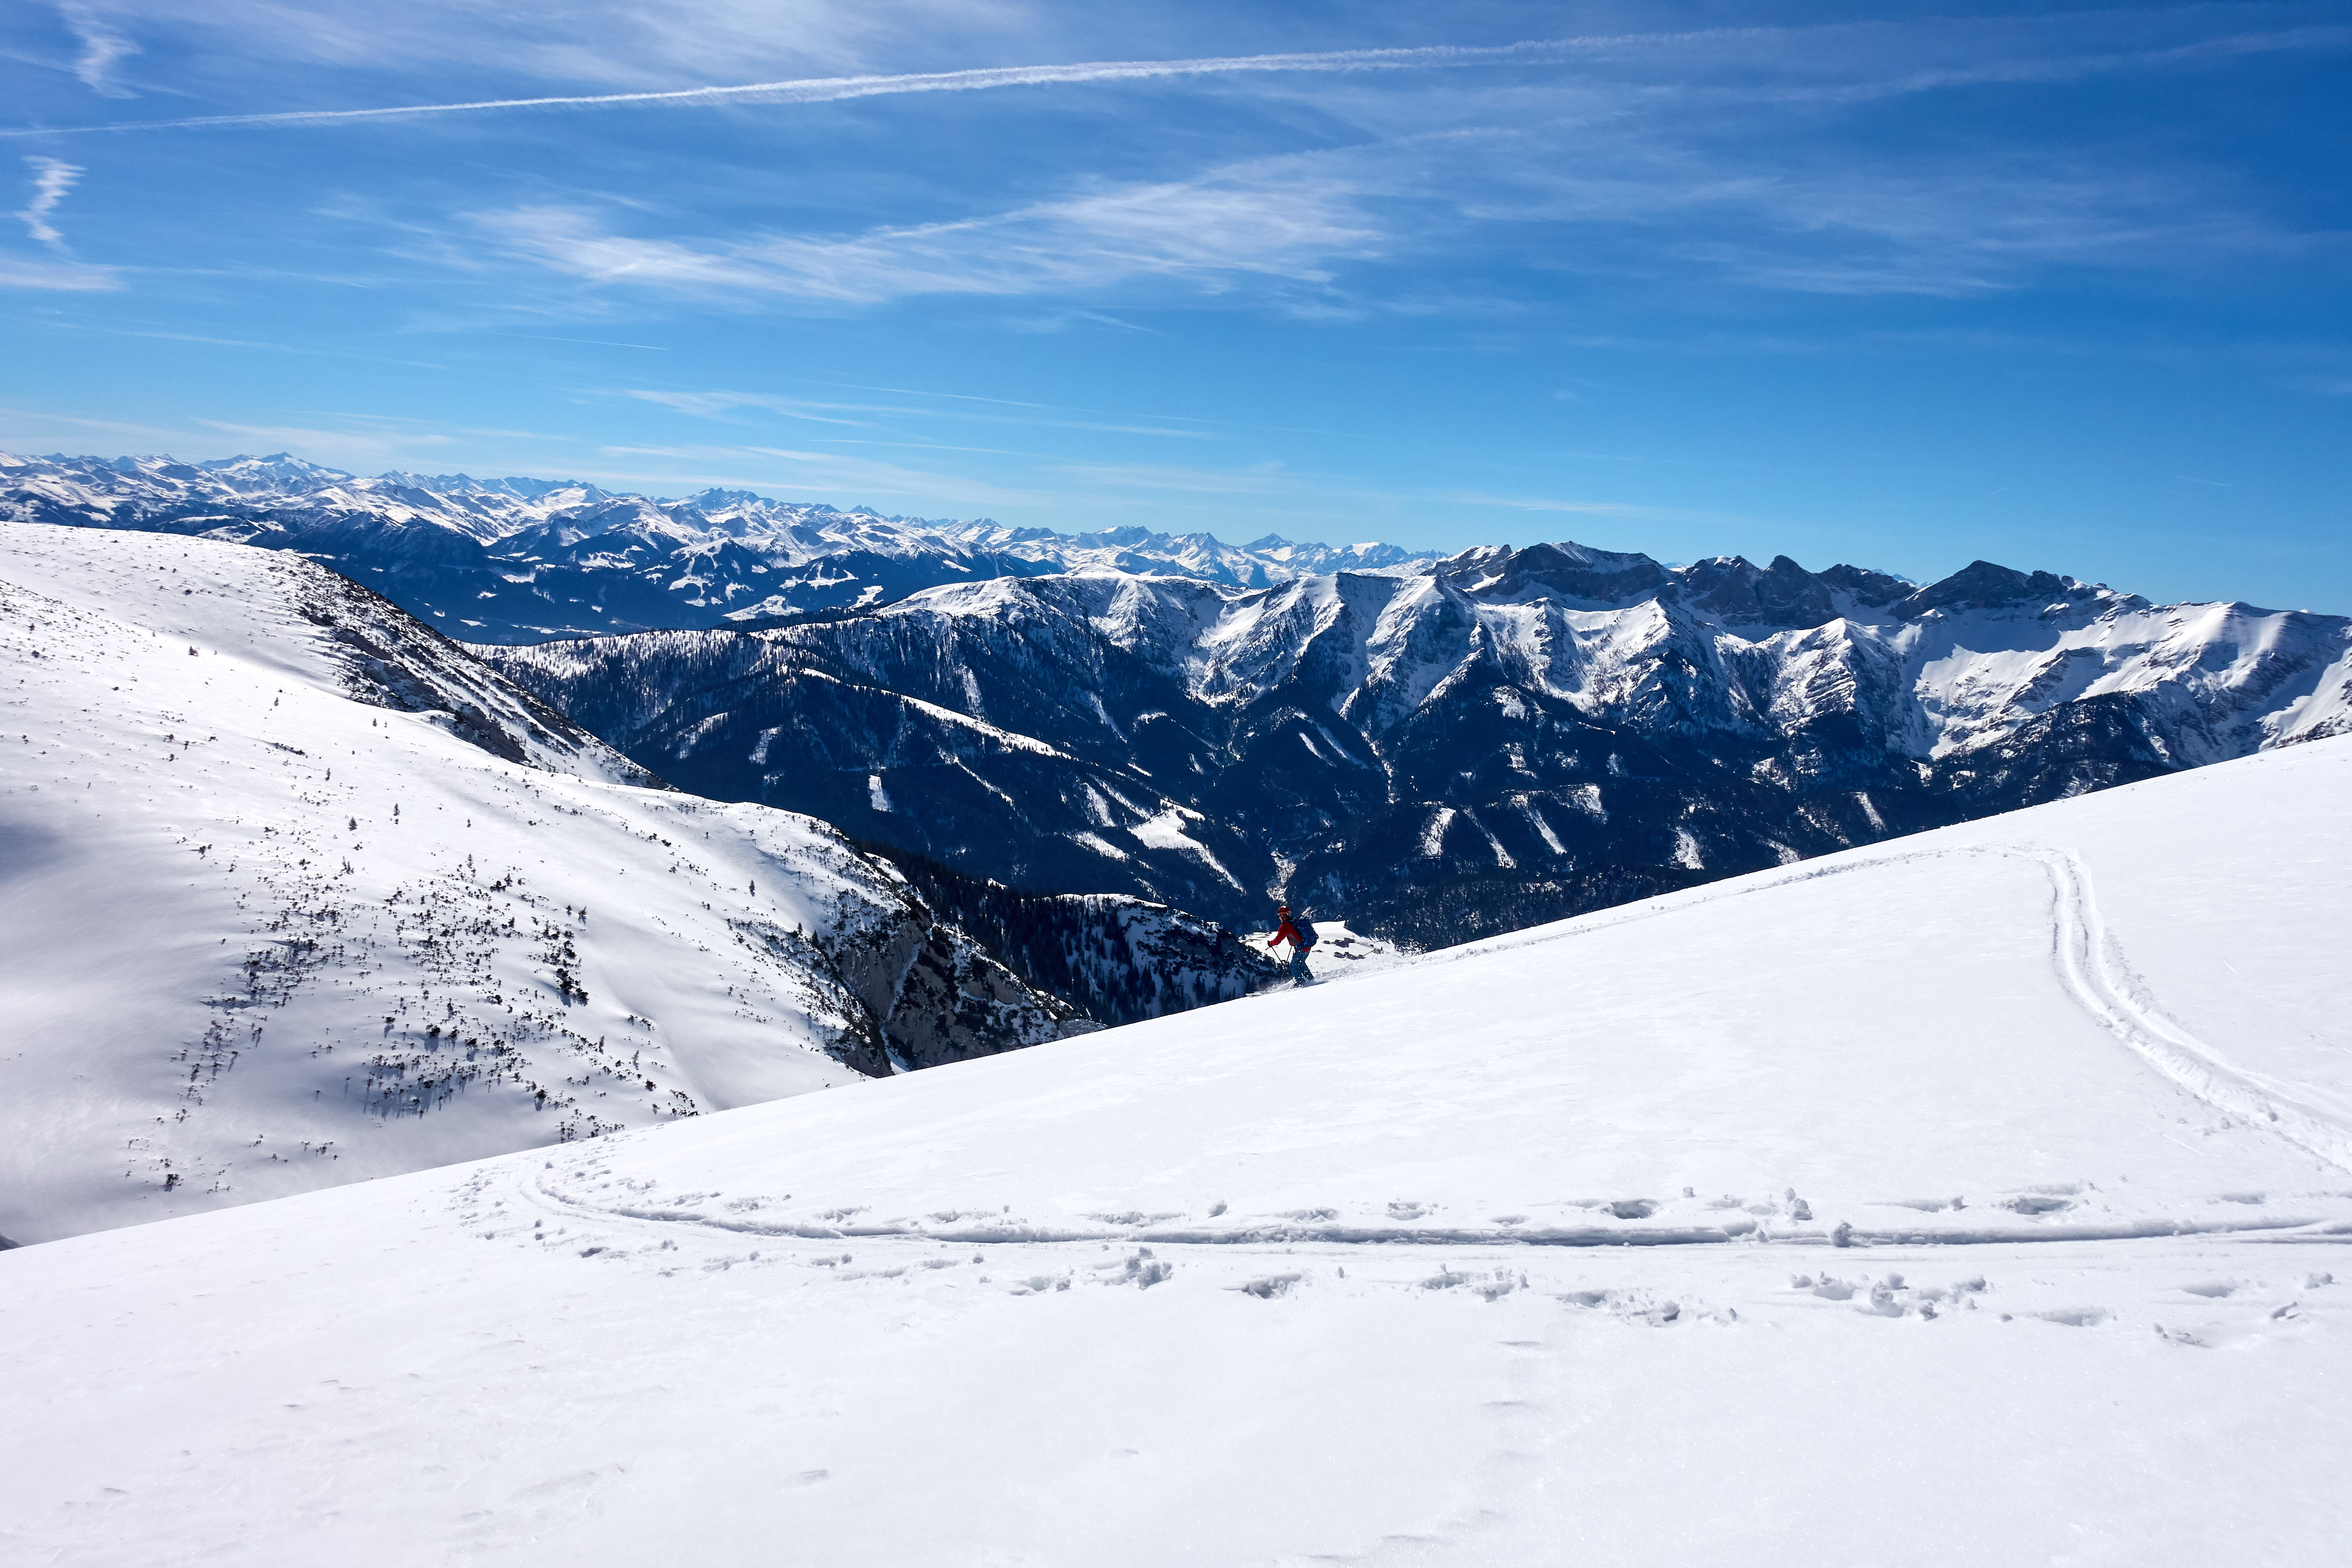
[0,32,1751,139]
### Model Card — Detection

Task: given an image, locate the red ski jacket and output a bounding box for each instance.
[1268,915,1306,950]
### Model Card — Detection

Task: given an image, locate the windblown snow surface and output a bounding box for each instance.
[7,722,2352,1555]
[0,523,1069,1245]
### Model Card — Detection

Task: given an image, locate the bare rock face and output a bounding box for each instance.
[884,926,1092,1069]
[808,872,1088,1077]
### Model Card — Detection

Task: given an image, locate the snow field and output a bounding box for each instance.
[0,524,972,1242]
[4,1133,2346,1567]
[5,732,2350,1562]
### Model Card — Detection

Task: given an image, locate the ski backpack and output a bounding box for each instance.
[1291,913,1318,949]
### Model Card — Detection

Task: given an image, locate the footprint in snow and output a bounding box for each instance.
[1423,1267,1520,1300]
[2033,1307,2109,1328]
[1104,1249,1171,1288]
[2002,1196,2073,1216]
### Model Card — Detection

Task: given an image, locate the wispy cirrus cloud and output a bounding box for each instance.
[1440,490,1750,525]
[0,31,1749,138]
[466,116,2285,315]
[13,16,2348,141]
[369,11,2341,321]
[35,0,1029,92]
[55,3,139,97]
[1040,459,1291,494]
[1440,117,2302,299]
[479,164,1377,306]
[196,418,457,456]
[629,389,877,428]
[0,254,117,288]
[0,404,196,446]
[3,154,117,289]
[595,440,1050,508]
[16,155,80,247]
[19,11,2338,316]
[627,386,1217,440]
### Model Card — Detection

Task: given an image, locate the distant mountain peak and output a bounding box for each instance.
[1897,558,2086,617]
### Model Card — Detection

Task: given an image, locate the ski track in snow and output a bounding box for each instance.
[513,1166,2334,1255]
[1408,838,2352,1179]
[2043,847,2352,1175]
[492,839,2351,1269]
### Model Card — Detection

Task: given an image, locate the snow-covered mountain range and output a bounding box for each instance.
[0,522,1129,1243]
[482,544,2352,941]
[11,728,2349,1564]
[13,448,2349,948]
[0,451,1431,640]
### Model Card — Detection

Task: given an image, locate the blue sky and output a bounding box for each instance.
[2,2,2347,610]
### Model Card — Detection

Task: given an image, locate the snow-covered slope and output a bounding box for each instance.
[0,524,1078,1245]
[7,734,2348,1565]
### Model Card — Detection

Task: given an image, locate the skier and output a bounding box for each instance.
[1266,904,1317,984]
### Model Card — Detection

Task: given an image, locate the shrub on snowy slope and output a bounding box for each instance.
[0,523,1082,1244]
